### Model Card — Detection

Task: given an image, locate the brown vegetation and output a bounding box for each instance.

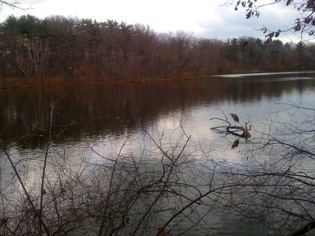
[1,15,315,87]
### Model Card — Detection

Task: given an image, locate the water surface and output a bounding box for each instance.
[1,74,315,235]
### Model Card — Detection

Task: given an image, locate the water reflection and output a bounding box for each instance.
[0,76,315,149]
[1,74,315,235]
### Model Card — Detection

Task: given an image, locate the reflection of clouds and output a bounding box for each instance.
[4,76,314,200]
[156,113,181,130]
[96,105,244,163]
[61,82,315,167]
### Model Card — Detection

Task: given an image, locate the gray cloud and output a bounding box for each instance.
[0,0,312,43]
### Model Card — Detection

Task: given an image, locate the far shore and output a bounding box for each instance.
[1,71,315,89]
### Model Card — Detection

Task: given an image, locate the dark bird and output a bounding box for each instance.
[230,113,239,124]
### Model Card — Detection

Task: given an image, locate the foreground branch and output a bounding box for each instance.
[286,220,315,236]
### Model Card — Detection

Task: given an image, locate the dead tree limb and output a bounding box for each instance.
[210,114,251,139]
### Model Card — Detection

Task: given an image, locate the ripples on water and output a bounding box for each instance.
[1,73,315,235]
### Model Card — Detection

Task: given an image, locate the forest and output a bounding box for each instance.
[0,14,315,85]
[2,10,315,236]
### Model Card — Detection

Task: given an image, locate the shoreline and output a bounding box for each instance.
[1,71,315,89]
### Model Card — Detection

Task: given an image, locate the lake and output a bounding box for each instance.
[1,72,315,235]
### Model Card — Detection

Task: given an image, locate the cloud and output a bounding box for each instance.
[0,0,312,42]
[196,2,308,42]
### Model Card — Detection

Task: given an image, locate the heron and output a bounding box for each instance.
[230,113,239,125]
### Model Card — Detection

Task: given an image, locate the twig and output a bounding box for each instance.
[0,143,50,234]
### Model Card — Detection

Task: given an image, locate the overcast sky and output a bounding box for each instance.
[0,0,308,42]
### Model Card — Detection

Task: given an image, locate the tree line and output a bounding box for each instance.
[1,14,315,84]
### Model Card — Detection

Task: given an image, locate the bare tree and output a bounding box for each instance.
[226,0,315,41]
[0,0,25,10]
[1,102,315,235]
